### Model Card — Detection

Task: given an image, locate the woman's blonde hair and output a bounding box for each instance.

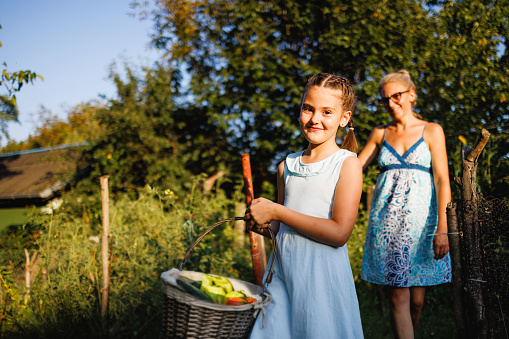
[301,73,358,153]
[378,69,417,106]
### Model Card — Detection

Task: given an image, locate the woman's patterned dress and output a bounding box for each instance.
[361,125,451,287]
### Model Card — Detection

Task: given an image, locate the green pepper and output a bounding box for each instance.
[224,290,246,299]
[200,274,214,293]
[211,275,234,294]
[203,285,226,304]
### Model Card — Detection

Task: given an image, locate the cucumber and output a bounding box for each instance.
[176,276,213,302]
[191,280,202,289]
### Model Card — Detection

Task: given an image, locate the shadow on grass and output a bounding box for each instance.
[1,287,163,339]
[3,280,456,338]
[357,281,457,339]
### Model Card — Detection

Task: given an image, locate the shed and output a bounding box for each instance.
[0,144,88,230]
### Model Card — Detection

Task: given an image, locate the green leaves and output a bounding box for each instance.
[0,38,43,143]
[1,65,44,98]
[141,0,508,198]
[1,25,43,143]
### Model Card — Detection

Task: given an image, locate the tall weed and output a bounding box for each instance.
[0,179,456,338]
[0,178,252,338]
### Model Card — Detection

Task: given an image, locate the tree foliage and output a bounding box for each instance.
[0,103,101,154]
[0,24,44,143]
[138,0,508,198]
[3,2,508,198]
[78,62,240,197]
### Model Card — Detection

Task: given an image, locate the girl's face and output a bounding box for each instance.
[299,86,351,146]
[380,82,415,120]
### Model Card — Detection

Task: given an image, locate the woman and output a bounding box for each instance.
[359,70,451,338]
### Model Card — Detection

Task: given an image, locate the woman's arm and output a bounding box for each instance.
[247,156,363,247]
[426,123,451,260]
[358,125,385,171]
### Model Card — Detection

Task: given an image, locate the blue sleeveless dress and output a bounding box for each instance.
[361,125,451,287]
[250,149,364,339]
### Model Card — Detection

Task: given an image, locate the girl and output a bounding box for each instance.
[246,73,364,338]
[359,70,451,338]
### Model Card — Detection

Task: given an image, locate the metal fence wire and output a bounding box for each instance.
[478,195,509,339]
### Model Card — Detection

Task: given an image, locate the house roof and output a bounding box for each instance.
[0,144,88,206]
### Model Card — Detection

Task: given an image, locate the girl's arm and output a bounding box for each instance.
[267,159,285,235]
[357,125,385,171]
[426,122,451,260]
[247,156,363,247]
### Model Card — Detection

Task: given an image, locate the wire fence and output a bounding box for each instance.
[478,195,509,339]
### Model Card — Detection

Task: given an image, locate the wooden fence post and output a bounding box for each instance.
[100,175,110,331]
[23,249,38,304]
[242,154,267,287]
[453,128,490,339]
[446,202,466,338]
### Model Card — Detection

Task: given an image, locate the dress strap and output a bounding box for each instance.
[422,122,428,137]
[383,125,387,141]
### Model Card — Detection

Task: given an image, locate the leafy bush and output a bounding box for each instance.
[0,178,456,338]
[0,179,253,338]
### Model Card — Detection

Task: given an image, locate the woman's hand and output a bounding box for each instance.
[433,234,449,260]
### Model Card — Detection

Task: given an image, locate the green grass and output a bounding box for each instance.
[0,185,254,338]
[0,207,30,234]
[0,186,459,338]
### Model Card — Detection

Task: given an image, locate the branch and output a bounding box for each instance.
[454,176,462,187]
[465,129,490,163]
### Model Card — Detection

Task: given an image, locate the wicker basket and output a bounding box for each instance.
[160,269,271,338]
[160,217,277,339]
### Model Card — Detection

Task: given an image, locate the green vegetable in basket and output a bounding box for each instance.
[176,277,212,302]
[200,274,214,293]
[203,285,226,304]
[211,275,234,294]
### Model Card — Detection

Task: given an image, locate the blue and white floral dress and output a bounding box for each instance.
[361,124,451,287]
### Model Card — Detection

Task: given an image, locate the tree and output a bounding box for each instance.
[139,0,508,198]
[420,0,509,198]
[0,24,43,143]
[80,62,233,196]
[0,102,101,154]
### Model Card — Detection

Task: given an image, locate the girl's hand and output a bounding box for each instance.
[245,197,278,226]
[433,234,449,260]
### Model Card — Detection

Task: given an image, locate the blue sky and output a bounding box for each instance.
[1,0,163,143]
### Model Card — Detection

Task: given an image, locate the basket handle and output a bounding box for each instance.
[178,217,278,285]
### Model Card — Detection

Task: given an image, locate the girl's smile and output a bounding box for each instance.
[299,86,350,147]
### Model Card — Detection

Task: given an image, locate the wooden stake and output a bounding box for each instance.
[24,249,30,303]
[100,175,110,330]
[453,128,490,339]
[242,154,267,286]
[447,202,466,338]
[23,249,38,304]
